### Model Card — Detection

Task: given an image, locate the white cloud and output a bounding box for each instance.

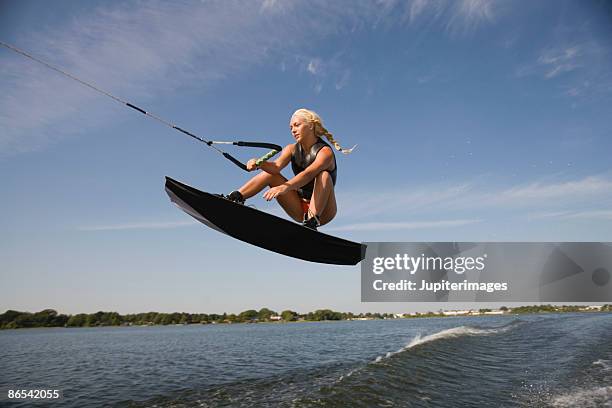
[326,219,480,232]
[260,0,279,12]
[527,211,575,220]
[78,220,197,231]
[399,0,496,32]
[335,70,351,90]
[338,175,612,220]
[83,176,612,232]
[538,46,582,79]
[295,54,352,93]
[446,0,496,34]
[417,74,435,84]
[307,59,321,75]
[567,210,612,220]
[409,0,430,23]
[0,0,503,154]
[487,176,612,204]
[337,183,474,218]
[0,1,332,154]
[529,210,612,221]
[515,36,612,104]
[538,46,580,65]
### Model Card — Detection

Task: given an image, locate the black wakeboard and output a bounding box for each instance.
[165,177,366,265]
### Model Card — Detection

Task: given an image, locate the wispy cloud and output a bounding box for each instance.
[294,53,353,94]
[538,46,582,79]
[78,220,197,231]
[335,70,351,90]
[337,183,474,218]
[484,176,612,205]
[1,0,503,153]
[526,211,574,220]
[307,59,321,75]
[408,0,432,23]
[403,0,495,32]
[516,38,612,102]
[0,1,337,154]
[107,176,612,232]
[566,210,612,220]
[417,74,435,84]
[303,56,328,93]
[260,0,280,13]
[338,175,612,219]
[326,219,480,232]
[528,210,612,221]
[447,0,496,34]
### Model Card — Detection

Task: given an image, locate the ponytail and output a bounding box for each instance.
[292,108,356,154]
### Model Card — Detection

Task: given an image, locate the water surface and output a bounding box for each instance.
[1,313,611,407]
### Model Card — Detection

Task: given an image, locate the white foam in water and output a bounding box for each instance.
[593,359,612,371]
[372,325,509,364]
[550,386,612,408]
[405,326,499,349]
[336,323,519,381]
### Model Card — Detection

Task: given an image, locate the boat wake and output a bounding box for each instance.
[336,320,522,382]
[119,315,612,408]
[550,386,612,408]
[372,320,522,363]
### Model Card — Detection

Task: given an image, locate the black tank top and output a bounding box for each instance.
[291,139,337,200]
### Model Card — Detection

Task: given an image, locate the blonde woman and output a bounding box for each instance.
[224,109,354,231]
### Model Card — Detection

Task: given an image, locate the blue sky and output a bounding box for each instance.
[1,0,611,314]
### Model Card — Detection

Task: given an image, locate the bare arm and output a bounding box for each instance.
[247,144,294,174]
[285,147,334,190]
[262,146,334,201]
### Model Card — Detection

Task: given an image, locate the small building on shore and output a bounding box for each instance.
[443,310,472,316]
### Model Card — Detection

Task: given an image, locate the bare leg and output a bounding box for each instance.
[237,172,305,222]
[309,171,337,226]
[238,171,283,199]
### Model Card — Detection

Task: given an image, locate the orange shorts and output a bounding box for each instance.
[301,199,310,215]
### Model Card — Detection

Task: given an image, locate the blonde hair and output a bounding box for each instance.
[292,108,356,154]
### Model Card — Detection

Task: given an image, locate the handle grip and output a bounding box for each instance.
[255,149,280,167]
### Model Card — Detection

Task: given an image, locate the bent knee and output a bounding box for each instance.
[319,207,337,226]
[259,171,285,184]
[259,171,276,179]
[316,171,332,183]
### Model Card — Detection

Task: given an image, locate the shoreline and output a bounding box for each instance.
[1,308,610,331]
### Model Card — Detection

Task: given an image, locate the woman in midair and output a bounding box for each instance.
[224,109,354,230]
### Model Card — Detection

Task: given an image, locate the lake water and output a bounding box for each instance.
[1,313,611,407]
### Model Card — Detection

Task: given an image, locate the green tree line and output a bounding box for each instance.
[1,305,610,329]
[511,304,612,314]
[0,308,392,329]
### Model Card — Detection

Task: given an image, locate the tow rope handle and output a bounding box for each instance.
[220,141,282,171]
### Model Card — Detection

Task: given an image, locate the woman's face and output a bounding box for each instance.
[289,114,313,144]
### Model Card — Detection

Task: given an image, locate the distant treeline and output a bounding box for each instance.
[1,305,610,330]
[510,304,612,314]
[0,308,394,329]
